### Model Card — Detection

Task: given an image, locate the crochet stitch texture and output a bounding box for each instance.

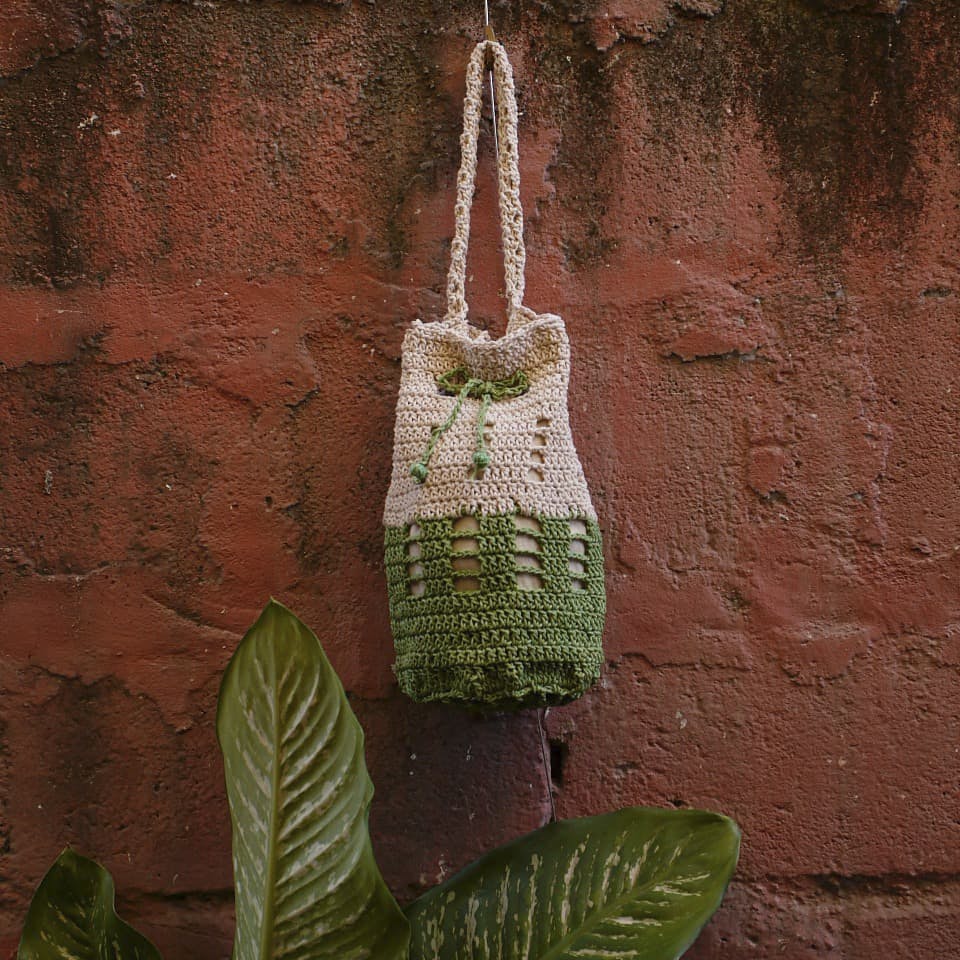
[383,40,605,708]
[385,515,604,708]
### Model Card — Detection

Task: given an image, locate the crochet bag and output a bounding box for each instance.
[383,39,605,708]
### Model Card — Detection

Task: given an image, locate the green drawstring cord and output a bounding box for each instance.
[410,366,529,484]
[473,392,494,472]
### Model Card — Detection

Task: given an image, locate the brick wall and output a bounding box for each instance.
[1,1,958,957]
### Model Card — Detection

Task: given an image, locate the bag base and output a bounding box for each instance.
[385,513,605,709]
[395,656,603,711]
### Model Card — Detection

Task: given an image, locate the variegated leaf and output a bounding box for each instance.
[217,599,409,960]
[406,806,739,960]
[17,848,161,960]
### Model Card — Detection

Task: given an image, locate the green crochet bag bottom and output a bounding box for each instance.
[385,513,605,708]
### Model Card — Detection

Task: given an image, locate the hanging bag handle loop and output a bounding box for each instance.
[444,40,533,334]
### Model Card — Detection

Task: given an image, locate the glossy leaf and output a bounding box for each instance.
[406,806,740,960]
[17,848,161,960]
[217,599,409,960]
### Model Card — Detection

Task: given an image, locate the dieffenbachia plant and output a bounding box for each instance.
[17,848,161,960]
[406,807,740,960]
[215,599,409,960]
[17,600,740,960]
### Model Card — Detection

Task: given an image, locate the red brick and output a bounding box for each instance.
[2,2,959,957]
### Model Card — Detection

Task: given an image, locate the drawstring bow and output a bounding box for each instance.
[410,365,529,484]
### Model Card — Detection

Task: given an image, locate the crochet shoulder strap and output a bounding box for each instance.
[444,40,536,335]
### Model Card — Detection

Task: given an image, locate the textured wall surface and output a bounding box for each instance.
[1,0,959,956]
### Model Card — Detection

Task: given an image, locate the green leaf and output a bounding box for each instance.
[17,848,161,960]
[217,598,409,960]
[406,806,740,960]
